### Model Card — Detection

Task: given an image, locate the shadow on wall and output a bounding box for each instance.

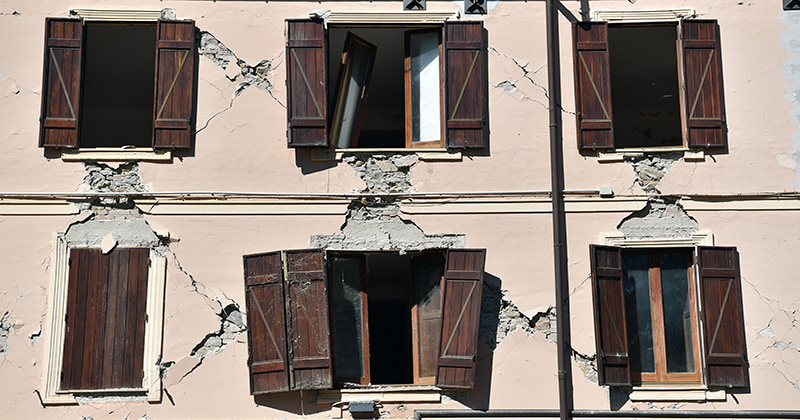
[253,391,330,416]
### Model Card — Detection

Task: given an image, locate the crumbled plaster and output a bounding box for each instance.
[780,11,800,187]
[617,198,699,240]
[0,311,13,353]
[64,215,160,248]
[189,303,246,358]
[311,154,465,252]
[624,152,682,195]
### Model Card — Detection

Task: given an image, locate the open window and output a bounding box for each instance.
[590,245,749,388]
[242,248,485,394]
[285,19,487,150]
[39,18,196,151]
[573,20,726,152]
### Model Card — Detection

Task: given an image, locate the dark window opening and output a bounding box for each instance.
[329,251,444,386]
[80,23,157,148]
[608,25,682,149]
[328,27,443,149]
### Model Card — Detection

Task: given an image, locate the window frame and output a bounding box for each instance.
[41,233,166,404]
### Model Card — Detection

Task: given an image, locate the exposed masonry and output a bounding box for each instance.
[311,154,465,251]
[624,153,682,195]
[0,311,12,353]
[189,303,246,358]
[617,198,699,240]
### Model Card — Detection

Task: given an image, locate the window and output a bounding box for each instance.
[41,237,166,403]
[590,245,749,388]
[285,19,487,150]
[242,248,485,394]
[573,20,727,152]
[39,18,196,151]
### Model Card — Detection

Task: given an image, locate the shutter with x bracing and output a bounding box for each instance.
[444,21,488,149]
[153,19,196,149]
[286,20,328,147]
[590,245,632,386]
[573,22,614,152]
[681,20,727,149]
[61,248,149,391]
[436,249,486,389]
[40,18,83,148]
[697,246,749,388]
[244,251,290,394]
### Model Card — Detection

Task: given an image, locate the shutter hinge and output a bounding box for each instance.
[68,258,71,267]
[721,115,726,124]
[145,313,149,323]
[60,371,64,382]
[64,313,68,323]
[187,116,191,125]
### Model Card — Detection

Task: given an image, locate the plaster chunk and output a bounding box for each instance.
[65,217,159,248]
[190,304,246,358]
[624,152,682,195]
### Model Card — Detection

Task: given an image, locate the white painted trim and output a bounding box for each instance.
[0,201,80,215]
[629,388,726,402]
[70,8,166,22]
[312,11,457,25]
[311,148,462,162]
[592,8,697,23]
[61,148,172,162]
[597,150,704,163]
[600,230,714,247]
[40,237,166,404]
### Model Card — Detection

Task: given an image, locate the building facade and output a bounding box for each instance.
[0,0,799,418]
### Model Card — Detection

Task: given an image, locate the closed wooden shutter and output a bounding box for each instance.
[284,249,333,390]
[243,251,290,394]
[681,20,727,149]
[444,21,488,149]
[436,249,485,389]
[39,18,83,148]
[286,20,328,147]
[697,246,749,388]
[153,19,196,149]
[572,22,614,152]
[61,248,149,391]
[590,245,631,386]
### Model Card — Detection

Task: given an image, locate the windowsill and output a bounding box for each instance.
[313,385,442,405]
[312,148,461,162]
[61,148,172,162]
[597,148,704,163]
[628,386,726,402]
[57,387,147,395]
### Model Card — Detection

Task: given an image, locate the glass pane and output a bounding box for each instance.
[414,255,444,379]
[409,31,441,143]
[330,256,364,380]
[622,251,655,373]
[330,35,375,148]
[660,251,695,373]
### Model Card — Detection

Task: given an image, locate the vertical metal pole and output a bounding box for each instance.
[545,0,574,419]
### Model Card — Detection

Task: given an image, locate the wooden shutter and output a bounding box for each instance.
[284,249,333,390]
[39,18,83,148]
[436,249,485,389]
[243,251,290,394]
[61,248,149,391]
[444,21,488,149]
[681,20,727,149]
[572,22,614,152]
[697,246,749,388]
[286,20,328,147]
[590,245,631,386]
[153,19,196,149]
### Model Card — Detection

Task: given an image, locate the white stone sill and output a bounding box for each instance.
[313,385,442,405]
[628,387,726,402]
[311,148,461,162]
[61,148,172,162]
[597,149,704,163]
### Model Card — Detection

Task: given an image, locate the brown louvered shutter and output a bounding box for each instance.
[243,252,290,394]
[681,20,727,149]
[153,19,196,149]
[590,245,631,386]
[436,249,485,389]
[697,246,749,388]
[61,248,149,391]
[286,20,328,147]
[284,249,333,390]
[39,18,83,148]
[572,22,614,152]
[444,21,488,149]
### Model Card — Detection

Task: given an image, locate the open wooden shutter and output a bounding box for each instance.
[590,245,631,386]
[444,21,488,149]
[39,18,83,148]
[286,20,328,147]
[61,248,149,391]
[284,249,333,390]
[697,246,749,388]
[573,22,614,152]
[153,19,196,149]
[436,249,485,389]
[243,251,290,394]
[681,20,727,149]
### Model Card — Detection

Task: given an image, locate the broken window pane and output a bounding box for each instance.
[330,34,376,149]
[330,256,365,381]
[660,251,696,373]
[622,251,655,373]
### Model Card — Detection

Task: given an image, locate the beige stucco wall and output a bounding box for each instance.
[1,0,799,418]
